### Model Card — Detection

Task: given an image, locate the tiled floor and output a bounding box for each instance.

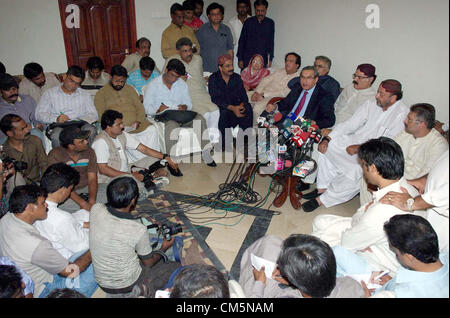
[92,159,360,298]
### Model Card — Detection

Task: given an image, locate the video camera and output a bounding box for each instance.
[131,159,168,191]
[0,155,28,172]
[147,222,183,241]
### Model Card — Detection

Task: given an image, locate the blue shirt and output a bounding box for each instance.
[126,69,160,95]
[382,253,449,298]
[237,16,275,68]
[143,75,192,116]
[0,256,35,296]
[290,85,316,118]
[196,22,234,73]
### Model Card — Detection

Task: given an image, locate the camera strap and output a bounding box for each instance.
[148,250,169,263]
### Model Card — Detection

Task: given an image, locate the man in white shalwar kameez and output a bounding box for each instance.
[360,103,449,205]
[227,0,250,74]
[312,137,423,275]
[379,150,449,253]
[164,37,220,146]
[301,80,409,212]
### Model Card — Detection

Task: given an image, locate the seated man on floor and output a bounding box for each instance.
[89,177,181,298]
[0,73,45,145]
[249,52,301,125]
[379,150,449,253]
[34,163,90,260]
[143,59,209,161]
[92,110,179,190]
[18,62,61,104]
[94,64,162,164]
[335,214,449,298]
[0,185,96,298]
[82,56,110,88]
[0,114,48,196]
[264,65,335,129]
[122,37,160,74]
[208,54,253,151]
[165,37,221,153]
[126,57,160,101]
[35,65,98,148]
[302,79,409,212]
[239,234,364,298]
[312,137,421,275]
[360,103,449,206]
[47,126,103,212]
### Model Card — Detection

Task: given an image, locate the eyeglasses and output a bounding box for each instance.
[352,74,369,80]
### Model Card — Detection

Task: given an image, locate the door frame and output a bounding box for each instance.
[58,0,137,68]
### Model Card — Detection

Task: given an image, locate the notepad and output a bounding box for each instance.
[347,273,383,289]
[251,253,277,280]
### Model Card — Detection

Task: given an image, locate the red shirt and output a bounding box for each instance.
[184,17,203,31]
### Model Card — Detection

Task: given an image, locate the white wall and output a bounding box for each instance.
[269,0,449,121]
[1,0,448,120]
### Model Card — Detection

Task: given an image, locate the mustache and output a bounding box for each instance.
[121,127,125,131]
[9,94,19,99]
[352,81,358,85]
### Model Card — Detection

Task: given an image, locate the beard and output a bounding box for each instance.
[112,84,124,91]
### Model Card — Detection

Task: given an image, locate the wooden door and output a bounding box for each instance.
[58,0,137,73]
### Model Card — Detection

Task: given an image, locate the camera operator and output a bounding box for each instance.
[89,177,181,297]
[0,114,48,194]
[91,110,179,189]
[0,160,15,218]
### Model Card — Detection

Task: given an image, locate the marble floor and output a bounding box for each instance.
[92,158,360,298]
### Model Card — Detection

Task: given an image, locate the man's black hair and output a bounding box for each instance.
[171,3,184,15]
[107,177,139,209]
[86,56,105,71]
[8,184,47,214]
[110,65,128,78]
[136,37,151,49]
[166,59,186,76]
[139,57,156,72]
[358,137,404,180]
[101,109,123,130]
[46,288,87,298]
[207,2,224,16]
[23,62,44,80]
[66,65,85,81]
[176,37,193,50]
[170,264,230,298]
[410,103,436,130]
[0,73,19,91]
[0,265,22,298]
[285,52,301,69]
[384,214,440,263]
[193,0,204,7]
[276,234,336,298]
[182,0,196,11]
[254,0,268,8]
[0,113,22,136]
[41,163,80,194]
[237,0,249,7]
[0,62,5,75]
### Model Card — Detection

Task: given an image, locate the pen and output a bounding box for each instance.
[374,270,390,281]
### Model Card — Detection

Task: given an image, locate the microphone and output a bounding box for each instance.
[272,111,283,124]
[275,157,293,170]
[291,131,312,148]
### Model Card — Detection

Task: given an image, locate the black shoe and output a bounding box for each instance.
[302,189,319,200]
[207,160,217,167]
[296,180,310,192]
[302,199,320,213]
[168,165,183,177]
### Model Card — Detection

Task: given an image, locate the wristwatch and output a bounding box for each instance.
[162,153,168,160]
[406,198,415,211]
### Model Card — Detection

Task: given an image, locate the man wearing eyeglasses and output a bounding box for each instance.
[328,64,377,129]
[301,79,409,212]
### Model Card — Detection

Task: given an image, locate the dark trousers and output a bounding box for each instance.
[218,105,253,150]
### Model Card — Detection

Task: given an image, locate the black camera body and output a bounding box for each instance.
[147,222,183,241]
[133,160,169,191]
[1,156,28,172]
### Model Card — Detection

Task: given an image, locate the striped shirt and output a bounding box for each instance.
[126,69,160,95]
[35,84,98,124]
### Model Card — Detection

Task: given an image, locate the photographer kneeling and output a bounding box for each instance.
[0,114,48,197]
[89,177,181,297]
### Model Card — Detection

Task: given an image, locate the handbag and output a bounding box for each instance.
[45,120,89,140]
[154,110,198,125]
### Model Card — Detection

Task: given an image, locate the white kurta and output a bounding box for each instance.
[18,72,61,104]
[312,178,421,275]
[334,84,377,125]
[317,99,409,207]
[422,150,449,253]
[360,129,449,205]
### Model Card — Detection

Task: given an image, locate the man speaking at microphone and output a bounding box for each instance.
[262,66,335,130]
